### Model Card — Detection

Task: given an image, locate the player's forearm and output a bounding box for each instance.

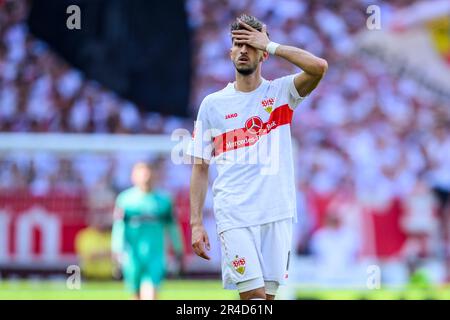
[168,223,184,255]
[274,45,328,76]
[190,163,209,227]
[111,220,125,253]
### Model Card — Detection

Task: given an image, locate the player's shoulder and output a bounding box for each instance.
[201,83,235,105]
[118,186,136,196]
[116,187,136,202]
[153,190,173,203]
[153,190,173,213]
[267,73,298,88]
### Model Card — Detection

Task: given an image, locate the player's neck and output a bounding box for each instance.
[137,185,153,194]
[234,69,262,93]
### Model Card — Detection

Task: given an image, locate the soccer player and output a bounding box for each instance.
[187,14,328,300]
[111,162,184,300]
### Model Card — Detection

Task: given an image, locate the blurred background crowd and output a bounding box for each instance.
[0,0,449,287]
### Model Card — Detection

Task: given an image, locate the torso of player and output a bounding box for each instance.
[117,187,171,228]
[116,187,171,256]
[206,79,294,162]
[196,76,301,233]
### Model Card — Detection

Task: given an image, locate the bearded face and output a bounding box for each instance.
[230,42,265,76]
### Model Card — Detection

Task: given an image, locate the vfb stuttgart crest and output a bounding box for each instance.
[232,255,246,275]
[261,97,275,114]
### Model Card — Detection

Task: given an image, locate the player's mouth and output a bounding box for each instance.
[238,56,249,63]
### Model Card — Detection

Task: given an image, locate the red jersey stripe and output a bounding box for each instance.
[213,104,293,156]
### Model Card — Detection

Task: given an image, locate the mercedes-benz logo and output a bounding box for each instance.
[245,116,263,134]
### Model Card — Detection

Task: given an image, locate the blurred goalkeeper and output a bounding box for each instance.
[111,162,184,300]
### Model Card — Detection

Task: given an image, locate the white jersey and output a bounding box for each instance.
[187,74,304,234]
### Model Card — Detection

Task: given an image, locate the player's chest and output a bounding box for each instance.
[125,198,162,217]
[211,94,279,133]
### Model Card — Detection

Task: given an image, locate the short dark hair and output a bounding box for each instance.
[230,14,269,40]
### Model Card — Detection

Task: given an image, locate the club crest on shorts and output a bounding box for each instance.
[232,255,246,275]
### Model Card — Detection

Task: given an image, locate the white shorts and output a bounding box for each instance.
[219,218,293,294]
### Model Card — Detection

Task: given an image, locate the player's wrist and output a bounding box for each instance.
[190,220,204,228]
[266,41,280,55]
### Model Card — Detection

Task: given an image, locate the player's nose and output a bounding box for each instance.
[240,44,249,53]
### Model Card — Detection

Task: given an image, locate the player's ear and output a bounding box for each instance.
[261,51,269,62]
[229,41,234,59]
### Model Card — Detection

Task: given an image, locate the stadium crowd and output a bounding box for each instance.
[0,0,449,283]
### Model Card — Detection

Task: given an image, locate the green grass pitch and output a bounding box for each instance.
[0,280,449,300]
[0,280,237,300]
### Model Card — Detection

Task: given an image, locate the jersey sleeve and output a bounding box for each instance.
[114,192,125,211]
[186,97,214,161]
[111,218,125,254]
[163,194,184,255]
[111,194,125,254]
[276,73,306,110]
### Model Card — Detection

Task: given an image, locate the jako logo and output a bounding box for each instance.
[225,113,238,119]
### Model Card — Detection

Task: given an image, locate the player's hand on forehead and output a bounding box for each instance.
[232,19,269,51]
[236,19,267,35]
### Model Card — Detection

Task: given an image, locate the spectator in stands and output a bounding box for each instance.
[75,211,114,280]
[310,211,361,285]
